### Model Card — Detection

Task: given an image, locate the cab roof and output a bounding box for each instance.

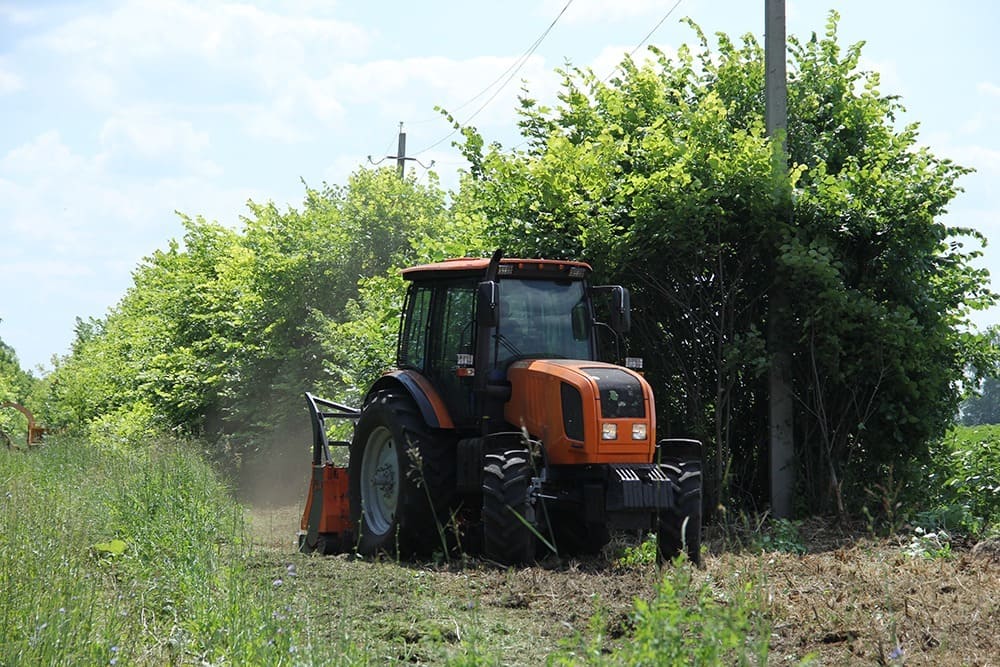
[401,257,593,281]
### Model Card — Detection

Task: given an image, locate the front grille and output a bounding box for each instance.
[606,465,671,510]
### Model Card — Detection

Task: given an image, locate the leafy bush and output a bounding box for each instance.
[909,425,1000,536]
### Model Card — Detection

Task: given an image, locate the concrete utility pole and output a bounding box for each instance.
[392,123,408,178]
[368,123,434,178]
[765,0,795,518]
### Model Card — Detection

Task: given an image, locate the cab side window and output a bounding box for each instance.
[399,285,432,370]
[428,281,476,423]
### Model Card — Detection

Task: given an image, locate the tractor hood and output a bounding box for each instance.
[504,359,656,464]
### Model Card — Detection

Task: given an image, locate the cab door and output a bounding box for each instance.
[426,279,478,426]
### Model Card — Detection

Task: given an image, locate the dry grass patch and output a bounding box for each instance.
[248,505,999,665]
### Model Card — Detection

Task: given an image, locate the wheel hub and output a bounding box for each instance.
[360,426,400,536]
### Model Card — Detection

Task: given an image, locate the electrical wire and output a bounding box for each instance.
[411,0,575,157]
[504,0,686,154]
[603,0,683,82]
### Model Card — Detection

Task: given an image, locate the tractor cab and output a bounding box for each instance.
[397,253,632,432]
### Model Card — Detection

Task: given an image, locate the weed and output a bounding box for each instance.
[862,465,906,536]
[759,518,807,555]
[714,510,805,555]
[406,439,451,563]
[909,425,1000,537]
[902,527,953,560]
[553,556,771,665]
[616,533,659,567]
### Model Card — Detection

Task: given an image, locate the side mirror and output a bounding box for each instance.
[476,281,498,327]
[571,301,590,341]
[609,286,631,334]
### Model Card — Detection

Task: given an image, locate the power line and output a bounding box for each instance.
[628,0,683,59]
[504,0,686,154]
[411,0,575,157]
[603,0,683,82]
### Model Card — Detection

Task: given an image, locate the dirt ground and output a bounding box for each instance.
[248,506,1000,665]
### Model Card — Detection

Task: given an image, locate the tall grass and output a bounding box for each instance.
[0,435,298,665]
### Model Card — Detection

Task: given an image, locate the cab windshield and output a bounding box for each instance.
[493,278,591,365]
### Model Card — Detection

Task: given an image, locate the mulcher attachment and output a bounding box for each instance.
[297,393,360,554]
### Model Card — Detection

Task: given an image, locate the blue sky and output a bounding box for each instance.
[1,0,998,371]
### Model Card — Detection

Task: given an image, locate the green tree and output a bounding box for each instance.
[44,168,453,462]
[0,331,41,446]
[456,14,996,514]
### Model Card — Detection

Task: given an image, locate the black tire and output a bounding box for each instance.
[482,448,536,564]
[348,390,455,558]
[657,460,703,565]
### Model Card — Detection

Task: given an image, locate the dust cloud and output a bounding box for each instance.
[236,420,313,509]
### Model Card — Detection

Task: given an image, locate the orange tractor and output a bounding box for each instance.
[299,251,702,564]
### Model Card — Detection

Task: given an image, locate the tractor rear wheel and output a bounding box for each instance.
[657,459,703,565]
[348,390,454,558]
[482,448,536,564]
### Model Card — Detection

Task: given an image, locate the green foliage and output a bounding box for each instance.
[313,270,408,408]
[456,12,996,514]
[0,435,299,664]
[553,564,770,665]
[758,518,807,556]
[908,425,1000,536]
[902,527,953,560]
[616,533,659,568]
[0,334,41,444]
[43,168,452,463]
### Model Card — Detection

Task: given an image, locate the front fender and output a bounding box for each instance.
[365,370,455,430]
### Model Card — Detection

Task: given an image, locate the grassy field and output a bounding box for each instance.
[3,436,998,665]
[249,505,1000,666]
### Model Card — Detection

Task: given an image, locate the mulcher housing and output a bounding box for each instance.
[299,251,703,564]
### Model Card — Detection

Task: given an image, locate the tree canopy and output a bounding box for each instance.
[44,169,458,456]
[38,13,997,516]
[457,14,996,512]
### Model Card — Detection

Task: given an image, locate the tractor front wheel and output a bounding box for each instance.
[657,459,703,565]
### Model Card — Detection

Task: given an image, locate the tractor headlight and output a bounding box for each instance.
[601,423,617,440]
[632,423,647,440]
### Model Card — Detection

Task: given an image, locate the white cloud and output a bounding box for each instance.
[0,130,253,254]
[98,107,220,176]
[978,81,1000,98]
[953,145,1000,175]
[0,60,22,94]
[29,0,368,137]
[39,0,368,66]
[0,4,40,25]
